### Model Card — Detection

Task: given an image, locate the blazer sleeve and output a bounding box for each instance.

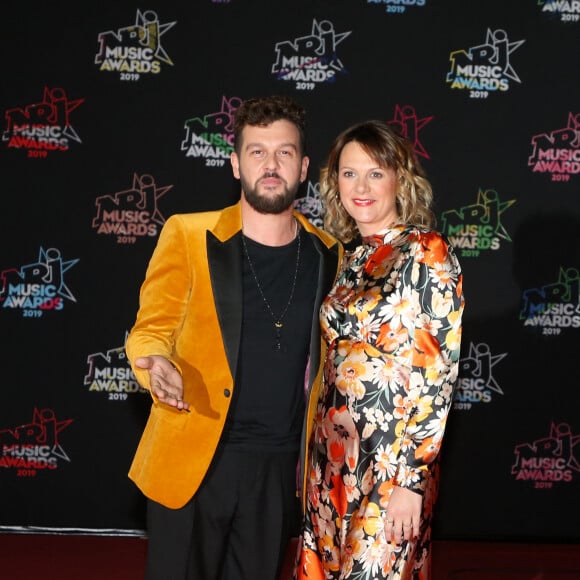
[126,215,192,392]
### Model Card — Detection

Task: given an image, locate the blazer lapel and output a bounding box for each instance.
[306,234,341,387]
[206,205,243,378]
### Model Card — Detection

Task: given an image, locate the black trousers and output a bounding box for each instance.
[144,447,300,580]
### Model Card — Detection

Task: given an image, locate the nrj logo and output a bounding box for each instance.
[387,104,433,159]
[2,87,84,158]
[367,0,426,14]
[520,267,580,336]
[446,29,525,97]
[95,9,176,80]
[538,0,580,22]
[294,181,324,228]
[0,408,73,476]
[85,335,146,401]
[181,96,241,166]
[271,19,351,90]
[512,422,580,488]
[92,174,172,244]
[0,248,79,318]
[528,112,579,183]
[453,342,507,411]
[440,188,516,258]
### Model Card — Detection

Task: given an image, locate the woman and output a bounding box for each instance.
[295,120,464,579]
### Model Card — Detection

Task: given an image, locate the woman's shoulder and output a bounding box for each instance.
[401,224,453,247]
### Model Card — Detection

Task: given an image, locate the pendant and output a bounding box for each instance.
[274,321,283,329]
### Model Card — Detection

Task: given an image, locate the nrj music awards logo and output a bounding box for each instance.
[84,335,146,401]
[0,248,79,318]
[181,96,241,166]
[0,408,73,477]
[2,87,84,158]
[387,104,433,159]
[528,112,579,182]
[446,29,525,98]
[367,0,426,14]
[454,342,507,411]
[295,182,324,228]
[95,9,176,80]
[92,174,172,244]
[512,423,580,488]
[440,188,516,258]
[271,19,351,90]
[519,267,580,336]
[538,0,580,22]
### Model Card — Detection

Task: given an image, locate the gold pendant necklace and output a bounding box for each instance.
[242,220,301,350]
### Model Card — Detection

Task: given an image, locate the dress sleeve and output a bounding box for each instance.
[393,231,464,493]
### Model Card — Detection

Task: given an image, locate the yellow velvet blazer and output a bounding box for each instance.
[126,202,342,509]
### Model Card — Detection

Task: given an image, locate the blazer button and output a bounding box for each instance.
[224,389,231,398]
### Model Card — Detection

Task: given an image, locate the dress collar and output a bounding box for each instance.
[361,224,408,248]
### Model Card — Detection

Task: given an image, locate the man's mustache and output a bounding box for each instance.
[261,171,282,180]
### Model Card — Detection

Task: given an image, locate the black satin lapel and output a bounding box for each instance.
[307,235,341,386]
[318,241,341,302]
[207,230,243,378]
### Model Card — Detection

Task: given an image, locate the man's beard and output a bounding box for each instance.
[241,172,299,215]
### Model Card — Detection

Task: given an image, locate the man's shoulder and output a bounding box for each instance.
[166,203,239,233]
[295,212,339,250]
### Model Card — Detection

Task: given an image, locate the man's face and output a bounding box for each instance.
[231,120,309,214]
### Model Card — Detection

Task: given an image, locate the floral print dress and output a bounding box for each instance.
[295,225,464,580]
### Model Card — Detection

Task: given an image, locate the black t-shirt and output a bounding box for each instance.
[221,228,318,451]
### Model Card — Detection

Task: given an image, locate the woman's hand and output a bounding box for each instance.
[384,486,422,544]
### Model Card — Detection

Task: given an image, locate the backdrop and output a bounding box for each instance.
[1,0,578,542]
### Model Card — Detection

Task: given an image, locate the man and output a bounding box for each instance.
[126,95,342,580]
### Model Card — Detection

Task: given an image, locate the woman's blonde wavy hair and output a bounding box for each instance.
[321,120,435,243]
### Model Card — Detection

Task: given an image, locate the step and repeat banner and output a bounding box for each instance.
[0,1,578,540]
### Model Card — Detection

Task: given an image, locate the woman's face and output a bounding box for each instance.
[337,141,399,236]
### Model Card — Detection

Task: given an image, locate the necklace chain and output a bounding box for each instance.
[242,220,301,350]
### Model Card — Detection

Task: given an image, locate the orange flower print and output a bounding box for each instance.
[376,321,408,352]
[323,406,360,474]
[335,359,370,400]
[392,393,409,420]
[412,328,441,369]
[344,473,361,503]
[307,463,322,510]
[377,287,414,329]
[361,501,382,535]
[378,479,395,509]
[430,261,454,290]
[349,285,382,320]
[343,525,366,564]
[380,546,398,577]
[415,435,441,463]
[318,535,341,573]
[296,547,326,579]
[364,243,394,277]
[417,232,448,268]
[329,474,347,518]
[416,313,442,337]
